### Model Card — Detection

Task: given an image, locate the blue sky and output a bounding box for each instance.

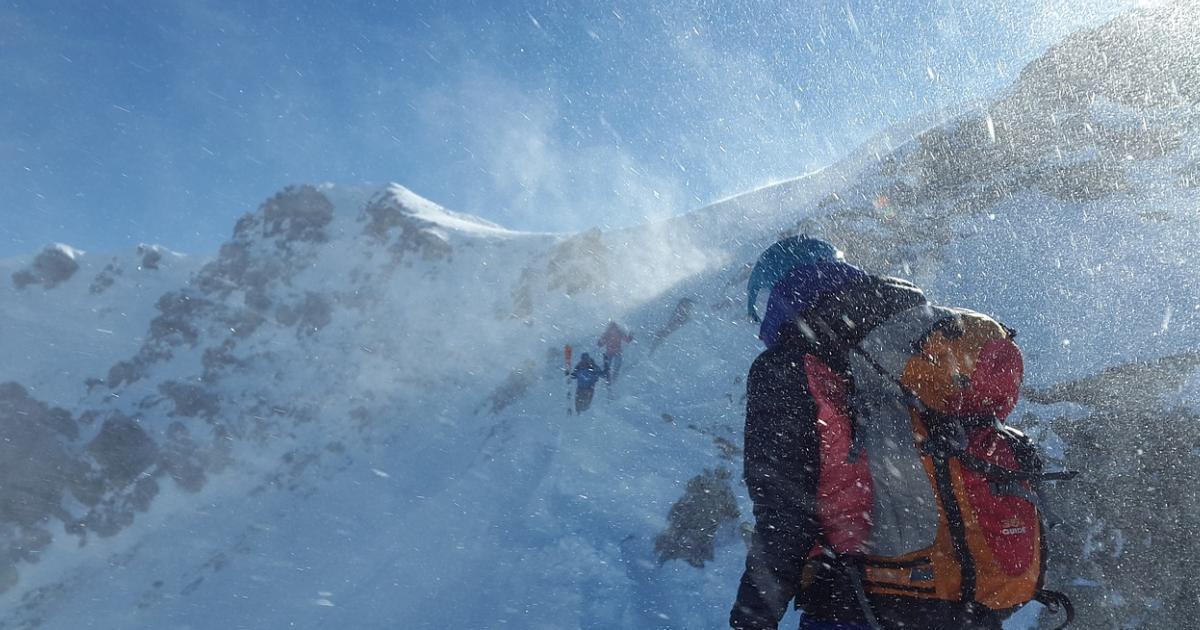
[1,0,1137,256]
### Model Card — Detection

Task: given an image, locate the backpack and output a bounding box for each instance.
[798,285,1074,627]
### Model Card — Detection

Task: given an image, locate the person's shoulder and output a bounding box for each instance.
[748,347,774,376]
[750,339,808,379]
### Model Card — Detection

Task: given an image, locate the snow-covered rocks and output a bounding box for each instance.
[360,187,454,263]
[11,244,83,290]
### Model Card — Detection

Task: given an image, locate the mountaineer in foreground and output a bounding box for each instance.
[731,237,1073,630]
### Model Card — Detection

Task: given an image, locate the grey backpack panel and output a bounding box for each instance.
[848,304,955,557]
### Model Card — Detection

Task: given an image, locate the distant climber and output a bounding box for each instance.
[569,352,604,413]
[597,321,634,384]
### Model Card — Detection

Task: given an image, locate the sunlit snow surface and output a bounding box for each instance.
[2,7,1199,630]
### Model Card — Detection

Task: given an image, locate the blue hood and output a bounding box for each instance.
[747,236,843,322]
[758,261,867,348]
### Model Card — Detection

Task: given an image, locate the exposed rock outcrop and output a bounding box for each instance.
[1025,352,1200,414]
[480,360,539,415]
[649,298,695,354]
[654,467,740,568]
[0,383,81,592]
[361,189,453,263]
[547,228,609,297]
[1029,352,1200,628]
[12,244,81,290]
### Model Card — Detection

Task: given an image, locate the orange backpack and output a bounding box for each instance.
[803,306,1074,627]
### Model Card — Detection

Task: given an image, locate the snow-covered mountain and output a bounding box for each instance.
[1,5,1198,629]
[0,243,200,406]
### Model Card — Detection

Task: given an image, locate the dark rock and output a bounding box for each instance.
[261,185,334,243]
[481,360,538,415]
[86,417,158,486]
[361,191,453,263]
[89,261,120,295]
[12,245,80,290]
[1029,350,1200,628]
[1047,406,1200,628]
[713,437,741,460]
[650,298,696,354]
[106,358,147,389]
[0,383,80,527]
[138,245,162,270]
[148,291,208,348]
[1024,352,1200,414]
[654,467,740,568]
[296,293,332,335]
[201,341,246,384]
[159,381,220,419]
[546,228,609,296]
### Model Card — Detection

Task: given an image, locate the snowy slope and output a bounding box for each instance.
[0,243,200,406]
[1,5,1199,630]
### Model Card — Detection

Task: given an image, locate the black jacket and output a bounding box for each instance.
[730,275,1002,630]
[730,321,826,629]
